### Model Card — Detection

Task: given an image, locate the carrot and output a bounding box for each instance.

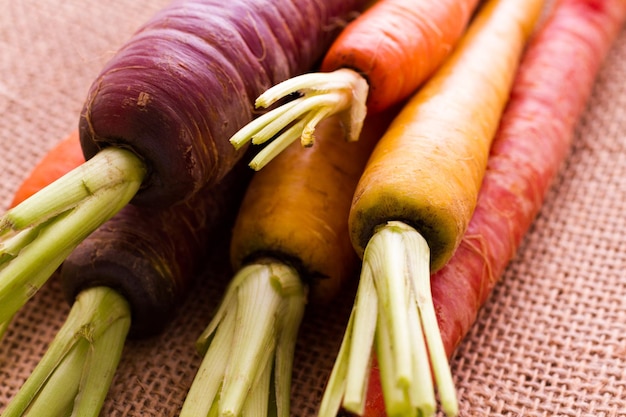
[361,1,626,415]
[178,109,396,417]
[0,0,368,333]
[318,1,544,417]
[1,133,251,416]
[229,0,481,170]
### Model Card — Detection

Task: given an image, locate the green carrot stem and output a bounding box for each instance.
[0,148,145,325]
[1,286,131,417]
[316,304,355,417]
[179,260,306,417]
[180,304,236,417]
[343,262,377,414]
[248,119,308,171]
[318,220,458,417]
[0,317,12,341]
[229,68,369,169]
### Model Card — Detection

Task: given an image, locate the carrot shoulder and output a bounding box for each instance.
[319,1,544,416]
[229,0,480,170]
[361,0,626,415]
[321,0,480,113]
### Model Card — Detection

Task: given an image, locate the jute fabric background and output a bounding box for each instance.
[0,1,624,416]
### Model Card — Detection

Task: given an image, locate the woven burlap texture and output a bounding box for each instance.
[0,1,624,416]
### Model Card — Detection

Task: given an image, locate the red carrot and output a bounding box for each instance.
[361,0,626,415]
[229,0,480,170]
[1,130,251,416]
[0,0,368,332]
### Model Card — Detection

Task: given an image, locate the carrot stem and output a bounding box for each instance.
[0,148,145,327]
[1,286,131,417]
[180,261,306,417]
[0,318,11,340]
[320,221,457,417]
[229,68,369,168]
[248,119,308,171]
[343,262,377,413]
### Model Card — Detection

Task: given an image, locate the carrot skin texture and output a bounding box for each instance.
[321,0,481,114]
[60,159,252,338]
[360,0,626,415]
[432,0,626,357]
[230,109,396,304]
[10,131,84,207]
[349,0,543,273]
[78,0,368,208]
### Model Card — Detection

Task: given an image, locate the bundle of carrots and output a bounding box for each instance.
[0,0,369,335]
[1,0,625,416]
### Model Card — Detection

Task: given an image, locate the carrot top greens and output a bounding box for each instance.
[180,261,306,417]
[1,287,130,417]
[319,221,458,417]
[0,148,145,334]
[229,68,369,170]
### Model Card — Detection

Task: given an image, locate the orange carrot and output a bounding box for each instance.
[361,0,626,414]
[318,1,544,416]
[10,131,84,207]
[229,0,481,170]
[179,110,396,417]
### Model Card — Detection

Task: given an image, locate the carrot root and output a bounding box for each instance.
[1,286,131,417]
[0,148,145,326]
[229,68,369,169]
[180,261,306,417]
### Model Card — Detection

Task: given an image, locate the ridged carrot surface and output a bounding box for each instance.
[229,0,480,169]
[321,0,480,113]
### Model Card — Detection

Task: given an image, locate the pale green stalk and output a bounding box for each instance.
[229,68,369,169]
[0,318,12,340]
[1,286,131,417]
[342,261,377,414]
[318,221,458,417]
[0,147,145,329]
[179,261,306,417]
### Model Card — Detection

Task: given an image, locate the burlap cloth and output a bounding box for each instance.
[0,1,624,416]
